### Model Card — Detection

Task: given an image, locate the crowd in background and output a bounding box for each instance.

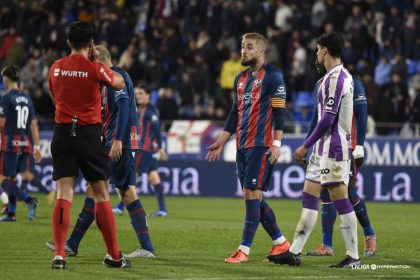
[1,0,420,135]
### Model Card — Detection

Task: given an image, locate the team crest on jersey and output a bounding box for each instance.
[253,79,261,87]
[326,97,335,106]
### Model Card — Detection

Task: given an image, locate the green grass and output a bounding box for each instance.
[0,195,419,279]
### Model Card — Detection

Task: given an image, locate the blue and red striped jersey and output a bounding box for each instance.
[101,66,140,150]
[0,89,35,153]
[233,63,286,149]
[138,103,162,152]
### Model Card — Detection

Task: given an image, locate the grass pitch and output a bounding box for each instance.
[0,195,419,279]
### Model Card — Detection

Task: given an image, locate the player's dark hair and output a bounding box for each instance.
[316,32,344,58]
[67,21,94,50]
[1,65,20,82]
[139,84,151,95]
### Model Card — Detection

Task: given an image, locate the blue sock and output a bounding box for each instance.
[2,180,29,202]
[117,201,125,211]
[126,199,154,253]
[154,183,166,212]
[67,197,95,252]
[7,194,16,217]
[348,187,375,236]
[241,199,260,248]
[260,200,282,240]
[320,189,336,248]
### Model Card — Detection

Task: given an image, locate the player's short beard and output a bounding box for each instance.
[241,57,257,67]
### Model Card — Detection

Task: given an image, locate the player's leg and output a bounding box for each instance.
[0,185,9,216]
[225,147,265,264]
[268,154,323,266]
[18,155,40,220]
[149,168,167,217]
[112,189,125,215]
[64,185,96,256]
[348,160,376,256]
[257,152,290,258]
[306,188,336,256]
[326,159,360,267]
[112,150,155,258]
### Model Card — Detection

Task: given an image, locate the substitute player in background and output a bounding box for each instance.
[46,45,156,259]
[306,61,376,257]
[48,21,128,269]
[268,32,360,268]
[112,85,168,217]
[0,65,42,221]
[207,33,290,264]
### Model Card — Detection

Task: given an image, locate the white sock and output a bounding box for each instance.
[238,245,250,255]
[289,208,318,255]
[0,192,8,204]
[339,211,359,260]
[272,235,286,245]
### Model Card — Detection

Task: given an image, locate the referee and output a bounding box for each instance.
[48,21,128,269]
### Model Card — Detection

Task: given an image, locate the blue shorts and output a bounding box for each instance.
[0,152,35,177]
[236,147,274,191]
[108,149,137,189]
[136,151,158,174]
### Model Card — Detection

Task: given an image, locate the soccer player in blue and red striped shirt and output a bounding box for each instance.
[207,33,290,264]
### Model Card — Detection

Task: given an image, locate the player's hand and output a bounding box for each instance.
[294,145,308,166]
[353,145,364,167]
[205,141,224,162]
[159,149,168,161]
[109,140,123,161]
[33,147,42,164]
[265,145,280,165]
[89,42,99,61]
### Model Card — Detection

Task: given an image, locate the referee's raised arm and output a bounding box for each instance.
[48,21,128,269]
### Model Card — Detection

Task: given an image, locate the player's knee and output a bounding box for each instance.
[149,171,160,185]
[243,188,260,200]
[89,180,110,202]
[327,184,348,201]
[347,187,360,205]
[119,186,137,204]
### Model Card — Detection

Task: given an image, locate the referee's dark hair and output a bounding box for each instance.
[67,21,94,50]
[1,65,20,82]
[316,32,345,58]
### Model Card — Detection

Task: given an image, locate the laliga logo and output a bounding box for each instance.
[54,68,60,77]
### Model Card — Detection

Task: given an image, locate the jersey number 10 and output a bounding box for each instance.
[15,105,29,129]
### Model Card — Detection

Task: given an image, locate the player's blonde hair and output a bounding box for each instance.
[95,45,111,62]
[242,33,268,50]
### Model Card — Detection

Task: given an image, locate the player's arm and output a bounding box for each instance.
[30,118,42,163]
[0,95,9,129]
[109,87,129,161]
[206,76,240,161]
[353,78,368,166]
[267,71,287,164]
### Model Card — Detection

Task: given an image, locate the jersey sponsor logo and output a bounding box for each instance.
[251,178,257,184]
[326,97,335,106]
[239,92,260,103]
[355,94,366,101]
[100,67,112,82]
[130,132,140,141]
[56,69,88,78]
[275,85,286,96]
[12,139,30,146]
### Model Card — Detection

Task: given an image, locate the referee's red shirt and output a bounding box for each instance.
[48,54,115,125]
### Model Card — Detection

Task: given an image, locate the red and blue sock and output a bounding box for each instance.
[348,187,375,236]
[126,199,155,253]
[241,199,260,249]
[67,197,95,252]
[260,199,282,241]
[153,183,166,212]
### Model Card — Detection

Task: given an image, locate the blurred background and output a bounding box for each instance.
[0,0,419,202]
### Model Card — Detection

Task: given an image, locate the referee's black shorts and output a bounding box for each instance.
[51,124,109,182]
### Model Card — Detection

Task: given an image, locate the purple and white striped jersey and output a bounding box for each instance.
[314,64,353,161]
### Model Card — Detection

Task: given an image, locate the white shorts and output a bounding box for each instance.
[305,153,350,186]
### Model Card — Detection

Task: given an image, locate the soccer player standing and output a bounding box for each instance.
[306,63,376,257]
[207,33,290,264]
[48,21,128,269]
[268,32,360,268]
[0,65,42,221]
[113,85,168,217]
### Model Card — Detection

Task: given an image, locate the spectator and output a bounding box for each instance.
[219,51,243,91]
[374,56,392,87]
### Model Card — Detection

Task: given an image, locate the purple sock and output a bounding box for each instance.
[302,192,318,210]
[333,198,353,215]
